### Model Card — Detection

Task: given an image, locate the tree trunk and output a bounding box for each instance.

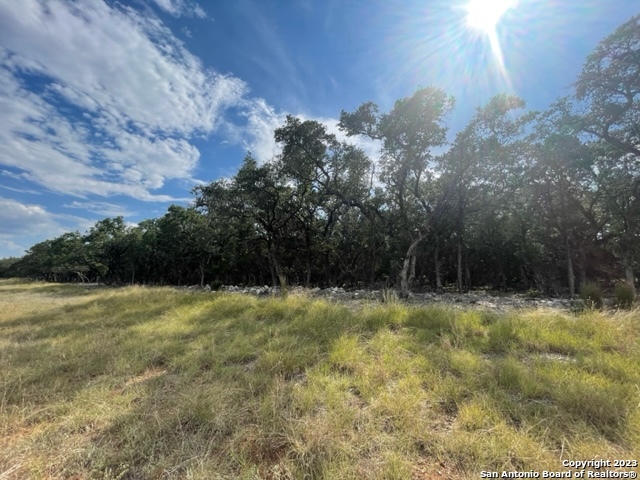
[408,253,417,290]
[457,240,463,294]
[268,251,277,287]
[456,194,466,294]
[498,262,507,290]
[465,251,472,291]
[400,234,424,297]
[518,265,528,289]
[372,245,378,285]
[199,263,205,287]
[75,271,89,283]
[434,241,443,293]
[578,248,587,287]
[271,252,288,293]
[305,259,312,288]
[566,236,575,298]
[623,256,636,295]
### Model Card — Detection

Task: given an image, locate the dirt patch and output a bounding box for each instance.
[115,368,167,394]
[412,458,466,479]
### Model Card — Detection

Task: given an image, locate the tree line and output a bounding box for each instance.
[2,15,638,298]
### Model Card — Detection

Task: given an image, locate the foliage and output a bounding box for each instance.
[614,282,636,308]
[580,281,604,309]
[0,257,20,277]
[574,15,640,158]
[2,15,639,297]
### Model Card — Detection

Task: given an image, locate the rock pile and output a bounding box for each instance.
[221,285,272,296]
[186,284,577,311]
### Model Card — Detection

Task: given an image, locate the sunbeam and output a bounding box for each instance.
[465,0,517,86]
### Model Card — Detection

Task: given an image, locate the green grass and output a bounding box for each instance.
[614,282,636,309]
[580,281,604,309]
[1,279,639,479]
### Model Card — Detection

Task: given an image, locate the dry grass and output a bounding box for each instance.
[1,279,638,479]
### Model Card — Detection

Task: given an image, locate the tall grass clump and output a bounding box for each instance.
[614,282,636,309]
[380,288,399,305]
[1,280,639,479]
[580,281,603,309]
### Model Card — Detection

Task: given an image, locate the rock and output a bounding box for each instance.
[476,300,497,309]
[198,285,576,312]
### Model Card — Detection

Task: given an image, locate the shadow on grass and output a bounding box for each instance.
[0,283,96,297]
[2,286,638,477]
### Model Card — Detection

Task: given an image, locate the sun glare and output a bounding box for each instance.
[465,0,515,34]
[462,0,518,87]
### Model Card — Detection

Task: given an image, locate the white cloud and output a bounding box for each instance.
[0,239,25,257]
[0,185,42,195]
[245,100,286,161]
[0,0,241,200]
[231,105,382,166]
[63,201,135,217]
[0,197,94,244]
[0,0,387,255]
[0,198,54,236]
[310,116,382,163]
[151,0,207,18]
[0,197,95,257]
[0,0,378,208]
[1,169,28,181]
[218,99,381,167]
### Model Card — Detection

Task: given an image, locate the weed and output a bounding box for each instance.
[0,280,638,478]
[381,288,399,305]
[525,288,542,299]
[614,282,636,309]
[580,281,604,309]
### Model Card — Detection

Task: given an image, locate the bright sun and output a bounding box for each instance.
[465,0,515,34]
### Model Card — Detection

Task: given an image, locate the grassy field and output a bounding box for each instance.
[0,279,638,479]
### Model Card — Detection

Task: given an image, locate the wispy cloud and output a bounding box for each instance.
[63,201,136,218]
[221,99,288,163]
[0,0,331,201]
[0,0,376,206]
[239,0,307,108]
[0,185,42,195]
[0,197,93,242]
[0,198,65,236]
[0,0,242,201]
[0,239,25,256]
[151,0,207,18]
[1,169,28,181]
[0,197,94,256]
[220,101,381,168]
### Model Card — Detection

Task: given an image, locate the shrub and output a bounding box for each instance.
[614,282,635,309]
[210,279,223,291]
[580,281,603,309]
[525,288,542,299]
[381,288,399,305]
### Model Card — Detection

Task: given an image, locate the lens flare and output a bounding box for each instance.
[465,0,516,33]
[464,0,517,87]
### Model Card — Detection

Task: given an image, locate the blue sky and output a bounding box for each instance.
[0,0,638,258]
